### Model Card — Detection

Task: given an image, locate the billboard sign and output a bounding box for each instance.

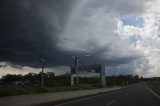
[70,64,101,74]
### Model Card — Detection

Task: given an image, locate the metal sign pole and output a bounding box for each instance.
[41,59,46,88]
[75,56,79,85]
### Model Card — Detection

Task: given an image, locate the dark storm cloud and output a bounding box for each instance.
[0,0,142,69]
[0,0,77,67]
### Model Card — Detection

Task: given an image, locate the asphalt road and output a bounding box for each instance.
[37,83,160,106]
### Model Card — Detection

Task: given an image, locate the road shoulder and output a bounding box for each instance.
[0,86,121,106]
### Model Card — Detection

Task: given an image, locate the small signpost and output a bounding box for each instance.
[70,64,106,87]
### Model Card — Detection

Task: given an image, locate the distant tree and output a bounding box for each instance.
[2,74,23,83]
[47,72,55,78]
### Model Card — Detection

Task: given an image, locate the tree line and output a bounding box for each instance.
[0,72,144,87]
[0,72,70,87]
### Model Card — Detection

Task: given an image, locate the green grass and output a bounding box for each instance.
[146,81,160,94]
[0,84,101,97]
[0,87,33,97]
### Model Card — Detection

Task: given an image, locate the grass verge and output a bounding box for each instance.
[145,81,160,95]
[0,84,101,97]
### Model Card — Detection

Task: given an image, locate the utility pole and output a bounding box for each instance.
[74,56,79,85]
[40,59,46,88]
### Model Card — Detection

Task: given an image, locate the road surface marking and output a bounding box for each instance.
[106,100,116,105]
[53,89,122,106]
[146,86,160,100]
[54,93,111,106]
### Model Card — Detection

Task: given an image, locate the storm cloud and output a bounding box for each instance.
[0,0,77,67]
[1,0,159,77]
[0,0,141,67]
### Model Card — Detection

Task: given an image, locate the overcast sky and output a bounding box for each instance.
[0,0,160,77]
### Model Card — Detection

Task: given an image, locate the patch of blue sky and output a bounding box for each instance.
[122,16,144,27]
[128,35,142,46]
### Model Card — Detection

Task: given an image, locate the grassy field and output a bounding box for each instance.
[146,81,160,95]
[0,84,101,97]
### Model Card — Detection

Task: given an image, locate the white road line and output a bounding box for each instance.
[53,89,123,106]
[106,100,116,105]
[53,89,122,106]
[146,86,160,100]
[54,93,111,106]
[53,96,95,106]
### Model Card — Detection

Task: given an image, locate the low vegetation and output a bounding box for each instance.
[0,84,97,97]
[146,81,160,95]
[0,72,142,97]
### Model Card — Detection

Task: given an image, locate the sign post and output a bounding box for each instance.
[100,64,106,87]
[70,64,106,87]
